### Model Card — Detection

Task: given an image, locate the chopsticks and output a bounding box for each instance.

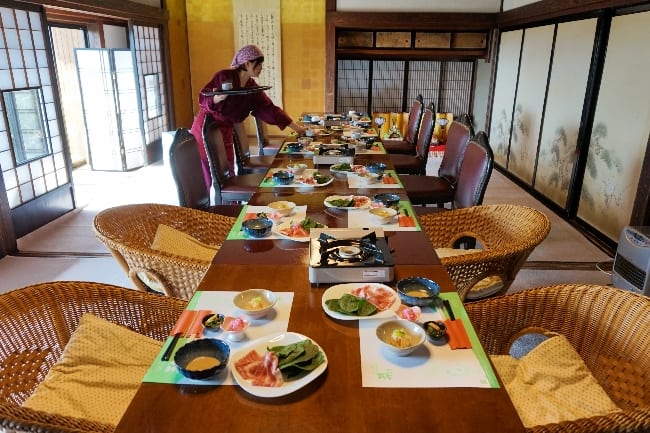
[443,299,455,320]
[161,309,211,361]
[161,333,181,361]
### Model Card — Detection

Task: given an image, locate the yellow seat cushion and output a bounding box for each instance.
[151,224,218,262]
[491,335,621,428]
[23,313,162,426]
[435,247,504,299]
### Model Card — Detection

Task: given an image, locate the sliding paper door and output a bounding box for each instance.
[578,11,650,240]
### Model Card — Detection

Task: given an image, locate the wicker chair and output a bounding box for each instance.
[465,284,650,433]
[93,203,235,299]
[0,281,187,433]
[418,204,551,301]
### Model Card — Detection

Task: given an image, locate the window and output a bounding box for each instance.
[3,88,50,165]
[336,59,474,115]
[144,73,162,119]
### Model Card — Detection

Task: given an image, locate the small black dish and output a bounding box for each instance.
[242,218,273,238]
[373,193,400,208]
[272,170,295,185]
[286,142,303,152]
[423,320,447,341]
[202,313,225,331]
[174,338,230,380]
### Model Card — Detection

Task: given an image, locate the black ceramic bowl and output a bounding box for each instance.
[286,142,303,152]
[174,338,230,380]
[367,162,386,174]
[242,218,273,238]
[396,277,441,307]
[373,193,400,208]
[272,170,295,185]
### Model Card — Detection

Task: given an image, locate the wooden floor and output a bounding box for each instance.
[0,156,614,295]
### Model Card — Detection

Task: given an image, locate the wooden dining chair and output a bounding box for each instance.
[254,116,284,156]
[382,94,424,155]
[168,127,243,217]
[202,113,264,204]
[401,115,475,207]
[389,103,435,175]
[232,122,275,174]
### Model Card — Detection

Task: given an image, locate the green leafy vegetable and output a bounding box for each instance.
[325,294,377,316]
[300,217,325,230]
[268,340,326,379]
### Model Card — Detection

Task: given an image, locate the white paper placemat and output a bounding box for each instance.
[359,306,494,388]
[347,208,419,231]
[347,173,403,188]
[143,291,294,385]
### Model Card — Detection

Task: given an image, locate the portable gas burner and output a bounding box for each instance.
[308,228,394,284]
[312,146,355,166]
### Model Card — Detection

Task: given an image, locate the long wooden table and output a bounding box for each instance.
[114,128,525,433]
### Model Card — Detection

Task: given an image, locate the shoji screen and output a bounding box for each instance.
[489,30,522,168]
[534,19,596,207]
[578,11,650,241]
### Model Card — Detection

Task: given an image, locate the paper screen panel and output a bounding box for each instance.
[508,24,553,185]
[489,30,522,167]
[534,19,596,207]
[578,11,650,241]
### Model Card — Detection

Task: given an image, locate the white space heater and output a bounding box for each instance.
[611,226,650,296]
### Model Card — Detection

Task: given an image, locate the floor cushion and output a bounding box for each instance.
[23,313,162,426]
[490,334,621,428]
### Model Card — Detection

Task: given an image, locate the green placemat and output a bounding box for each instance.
[439,292,500,388]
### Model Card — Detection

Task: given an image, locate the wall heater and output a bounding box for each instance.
[611,226,650,296]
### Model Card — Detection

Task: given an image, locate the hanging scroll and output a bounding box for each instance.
[233,0,283,107]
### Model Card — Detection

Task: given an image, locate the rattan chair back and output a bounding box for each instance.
[93,203,234,299]
[0,281,187,433]
[465,284,650,433]
[418,204,551,300]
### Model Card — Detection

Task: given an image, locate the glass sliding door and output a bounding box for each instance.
[74,48,145,171]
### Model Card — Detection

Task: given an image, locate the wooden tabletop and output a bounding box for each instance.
[114,128,525,433]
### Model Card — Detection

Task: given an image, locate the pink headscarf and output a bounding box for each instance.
[230,45,264,68]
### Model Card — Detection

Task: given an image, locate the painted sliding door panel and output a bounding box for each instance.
[489,30,522,167]
[535,19,596,207]
[578,11,650,241]
[508,25,553,184]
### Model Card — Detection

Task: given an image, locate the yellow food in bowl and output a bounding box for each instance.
[268,201,296,216]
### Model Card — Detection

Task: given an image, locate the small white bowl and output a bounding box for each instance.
[233,289,277,319]
[221,316,250,342]
[299,136,314,146]
[357,172,382,186]
[268,200,296,217]
[376,319,426,356]
[286,163,307,175]
[369,207,397,224]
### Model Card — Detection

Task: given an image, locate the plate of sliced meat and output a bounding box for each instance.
[322,283,399,321]
[231,332,328,398]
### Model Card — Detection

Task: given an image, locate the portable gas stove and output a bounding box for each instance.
[308,228,395,284]
[312,146,355,166]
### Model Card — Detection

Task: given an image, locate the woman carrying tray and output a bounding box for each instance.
[190,44,304,189]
